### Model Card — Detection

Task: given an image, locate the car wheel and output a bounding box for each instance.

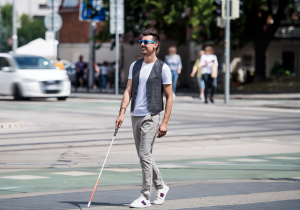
[57,97,67,101]
[13,85,24,100]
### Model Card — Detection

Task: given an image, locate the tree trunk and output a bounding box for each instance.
[252,0,289,82]
[254,41,268,82]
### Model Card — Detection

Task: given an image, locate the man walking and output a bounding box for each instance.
[75,55,85,88]
[115,29,173,208]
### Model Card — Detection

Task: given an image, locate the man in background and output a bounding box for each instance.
[75,55,85,88]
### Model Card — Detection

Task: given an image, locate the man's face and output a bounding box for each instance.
[168,47,176,55]
[205,47,212,55]
[141,35,158,56]
[79,56,83,62]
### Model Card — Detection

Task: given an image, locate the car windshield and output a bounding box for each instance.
[14,57,55,69]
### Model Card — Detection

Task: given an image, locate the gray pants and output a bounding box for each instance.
[131,114,164,200]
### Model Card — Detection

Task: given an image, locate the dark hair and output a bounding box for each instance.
[142,29,160,45]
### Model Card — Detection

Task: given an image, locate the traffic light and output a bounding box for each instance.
[213,0,223,17]
[231,0,243,19]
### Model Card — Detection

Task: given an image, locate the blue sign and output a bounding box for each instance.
[79,0,107,22]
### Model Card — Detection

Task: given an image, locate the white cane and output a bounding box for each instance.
[87,126,120,208]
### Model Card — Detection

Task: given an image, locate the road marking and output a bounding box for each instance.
[103,168,141,172]
[228,158,268,162]
[157,164,188,169]
[0,180,288,200]
[267,156,300,160]
[51,171,97,176]
[0,175,50,180]
[190,161,228,164]
[0,162,299,167]
[0,187,19,190]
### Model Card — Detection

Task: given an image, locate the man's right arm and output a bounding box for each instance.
[115,79,132,129]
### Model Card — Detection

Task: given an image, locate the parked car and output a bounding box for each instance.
[64,63,76,86]
[0,53,71,100]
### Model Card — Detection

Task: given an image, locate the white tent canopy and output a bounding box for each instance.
[16,38,58,60]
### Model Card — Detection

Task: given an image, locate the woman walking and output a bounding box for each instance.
[191,50,205,101]
[165,46,182,98]
[200,46,218,103]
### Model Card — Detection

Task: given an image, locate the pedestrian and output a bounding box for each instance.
[75,55,85,88]
[55,58,64,70]
[94,63,100,89]
[115,29,173,208]
[164,46,182,98]
[190,50,205,100]
[100,61,109,91]
[200,46,218,103]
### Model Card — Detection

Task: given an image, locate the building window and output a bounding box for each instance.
[39,4,48,9]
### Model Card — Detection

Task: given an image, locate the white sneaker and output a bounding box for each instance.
[200,94,204,101]
[173,93,176,98]
[153,184,169,205]
[130,195,151,208]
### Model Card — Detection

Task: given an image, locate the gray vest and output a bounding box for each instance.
[131,58,164,116]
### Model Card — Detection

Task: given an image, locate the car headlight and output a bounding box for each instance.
[23,78,36,83]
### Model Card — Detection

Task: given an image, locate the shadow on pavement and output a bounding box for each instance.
[60,201,127,209]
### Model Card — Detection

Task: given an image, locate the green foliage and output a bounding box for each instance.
[0,3,46,51]
[96,0,215,47]
[271,62,291,76]
[17,14,46,47]
[0,4,13,52]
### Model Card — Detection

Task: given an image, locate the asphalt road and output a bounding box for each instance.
[0,96,300,209]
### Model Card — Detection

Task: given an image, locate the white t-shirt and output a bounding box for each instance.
[199,54,218,74]
[101,66,109,75]
[128,61,172,116]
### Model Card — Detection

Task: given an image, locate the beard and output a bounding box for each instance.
[141,46,148,55]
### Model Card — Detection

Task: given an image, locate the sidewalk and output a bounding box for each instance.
[70,87,300,101]
[1,180,299,210]
[69,91,300,110]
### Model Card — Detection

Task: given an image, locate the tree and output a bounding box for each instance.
[230,0,290,82]
[0,3,46,52]
[96,0,291,82]
[0,4,13,52]
[96,0,215,46]
[17,14,46,47]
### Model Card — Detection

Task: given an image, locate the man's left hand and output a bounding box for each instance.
[157,123,167,138]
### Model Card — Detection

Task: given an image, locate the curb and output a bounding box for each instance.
[262,105,300,110]
[0,120,26,129]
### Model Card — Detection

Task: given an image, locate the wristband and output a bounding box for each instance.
[119,107,126,113]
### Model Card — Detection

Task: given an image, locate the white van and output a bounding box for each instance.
[0,53,71,100]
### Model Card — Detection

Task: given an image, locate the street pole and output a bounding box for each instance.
[12,0,17,53]
[88,21,96,91]
[0,4,2,53]
[115,0,119,95]
[224,0,231,103]
[52,0,55,61]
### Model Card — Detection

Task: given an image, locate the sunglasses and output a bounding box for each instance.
[139,40,157,45]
